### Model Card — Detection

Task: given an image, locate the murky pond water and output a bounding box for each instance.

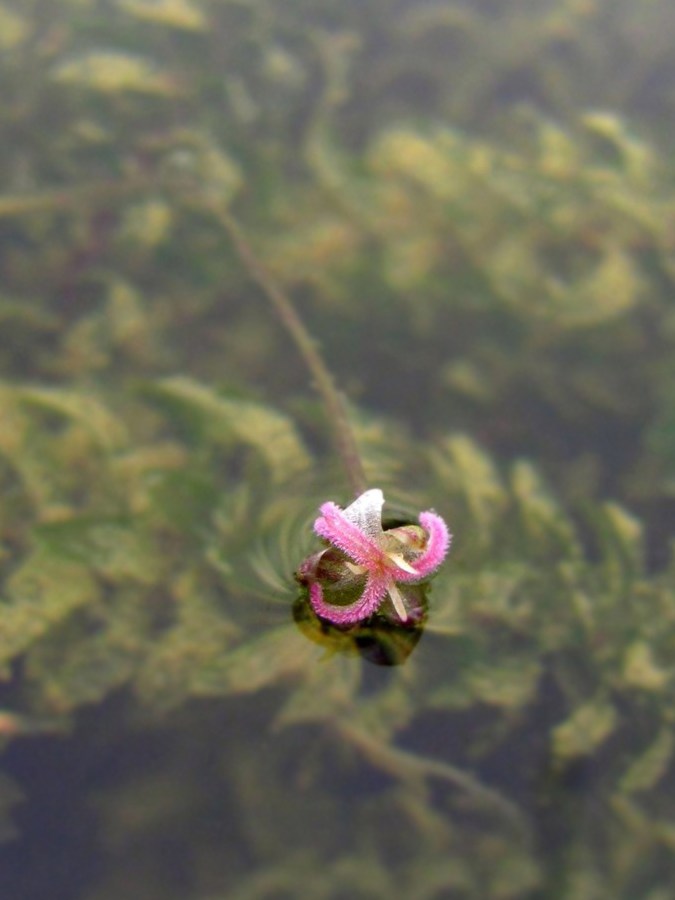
[0,1,674,898]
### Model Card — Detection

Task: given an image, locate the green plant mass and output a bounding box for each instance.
[0,0,674,897]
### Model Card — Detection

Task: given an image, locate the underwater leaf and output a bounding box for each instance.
[147,376,310,481]
[51,51,178,96]
[118,200,173,248]
[381,232,440,291]
[582,111,656,182]
[191,139,243,202]
[537,119,583,180]
[485,237,541,307]
[477,841,542,900]
[103,278,154,356]
[551,698,618,764]
[430,434,507,543]
[440,357,494,403]
[0,4,30,49]
[619,727,675,794]
[24,586,150,713]
[0,297,59,339]
[116,0,208,31]
[0,384,29,461]
[58,315,111,377]
[594,501,644,575]
[143,464,219,536]
[161,129,243,203]
[134,573,240,709]
[510,460,580,559]
[107,442,190,517]
[465,657,542,711]
[355,678,421,742]
[274,653,360,729]
[554,244,643,329]
[0,551,98,670]
[621,641,670,692]
[263,215,362,286]
[33,517,165,585]
[17,386,129,453]
[369,127,468,202]
[188,626,318,697]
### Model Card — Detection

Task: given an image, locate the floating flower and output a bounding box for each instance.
[297,488,450,626]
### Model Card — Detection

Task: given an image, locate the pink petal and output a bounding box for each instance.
[395,510,451,582]
[314,501,384,568]
[308,574,389,625]
[416,511,451,576]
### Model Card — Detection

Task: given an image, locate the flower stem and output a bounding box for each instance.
[218,208,367,497]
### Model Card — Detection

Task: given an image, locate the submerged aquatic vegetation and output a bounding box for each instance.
[0,0,674,898]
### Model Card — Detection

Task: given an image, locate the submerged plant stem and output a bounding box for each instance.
[218,208,367,497]
[337,721,529,838]
[0,176,153,220]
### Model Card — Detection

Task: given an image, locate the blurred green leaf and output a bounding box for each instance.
[0,551,99,671]
[146,376,310,482]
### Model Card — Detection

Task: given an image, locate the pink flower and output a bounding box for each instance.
[298,488,450,626]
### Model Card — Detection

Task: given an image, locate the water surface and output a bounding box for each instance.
[1,1,674,898]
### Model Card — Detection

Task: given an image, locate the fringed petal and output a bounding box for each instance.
[314,500,383,567]
[392,511,450,582]
[309,574,388,625]
[415,510,451,577]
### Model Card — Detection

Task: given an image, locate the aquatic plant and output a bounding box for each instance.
[298,488,449,625]
[217,209,449,628]
[0,1,674,899]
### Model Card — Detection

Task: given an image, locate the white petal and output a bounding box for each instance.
[342,488,385,540]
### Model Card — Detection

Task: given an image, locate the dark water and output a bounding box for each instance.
[0,1,674,898]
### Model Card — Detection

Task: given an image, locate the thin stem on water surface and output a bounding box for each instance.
[218,207,368,497]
